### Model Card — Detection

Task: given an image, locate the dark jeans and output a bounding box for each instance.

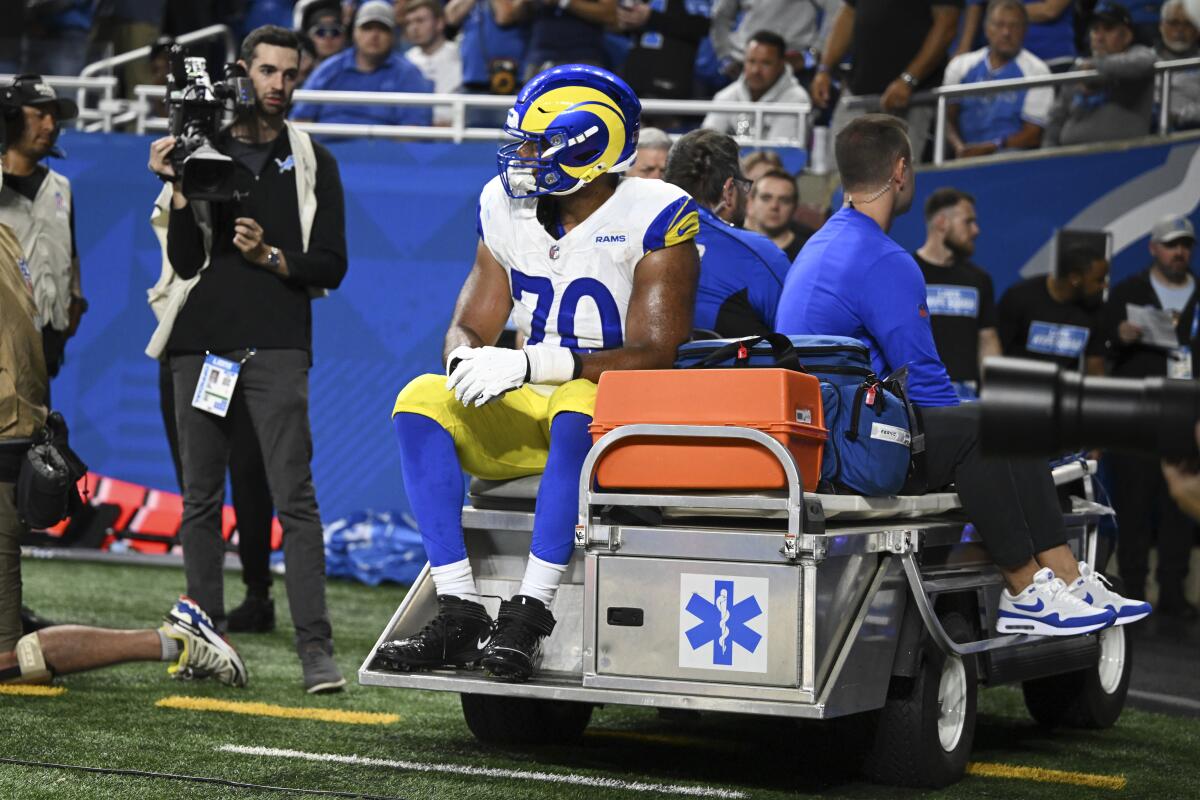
[0,480,22,652]
[159,362,275,597]
[920,404,1068,569]
[170,349,330,650]
[1106,453,1195,601]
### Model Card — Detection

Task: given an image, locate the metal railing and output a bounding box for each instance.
[846,55,1200,166]
[0,73,120,132]
[130,85,812,148]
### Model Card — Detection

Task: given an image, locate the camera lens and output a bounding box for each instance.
[980,357,1200,458]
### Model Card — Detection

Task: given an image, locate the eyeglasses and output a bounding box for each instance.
[309,24,345,38]
[732,176,753,195]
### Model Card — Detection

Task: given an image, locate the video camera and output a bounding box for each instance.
[165,45,254,202]
[979,357,1200,459]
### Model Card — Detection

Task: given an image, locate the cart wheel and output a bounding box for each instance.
[861,611,978,788]
[460,693,594,745]
[1022,623,1131,729]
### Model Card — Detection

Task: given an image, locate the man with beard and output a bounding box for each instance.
[0,76,85,387]
[913,187,999,397]
[776,114,1148,644]
[664,129,791,337]
[701,31,810,142]
[146,25,349,693]
[1102,214,1198,619]
[996,245,1108,374]
[1158,0,1200,130]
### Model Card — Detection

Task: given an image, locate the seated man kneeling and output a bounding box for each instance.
[379,65,700,682]
[776,114,1149,635]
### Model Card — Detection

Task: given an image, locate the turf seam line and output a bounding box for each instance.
[156,695,399,725]
[0,756,409,800]
[968,761,1127,790]
[220,744,749,799]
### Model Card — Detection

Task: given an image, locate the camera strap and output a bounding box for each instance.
[191,348,255,418]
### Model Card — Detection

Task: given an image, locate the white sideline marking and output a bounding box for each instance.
[1128,689,1200,713]
[218,744,748,799]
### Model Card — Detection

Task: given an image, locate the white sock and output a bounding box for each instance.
[430,559,480,603]
[517,554,567,607]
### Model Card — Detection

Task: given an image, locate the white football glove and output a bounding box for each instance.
[446,346,529,407]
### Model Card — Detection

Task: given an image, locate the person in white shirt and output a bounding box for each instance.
[403,0,463,126]
[701,30,810,143]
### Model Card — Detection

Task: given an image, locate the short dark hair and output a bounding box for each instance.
[924,187,976,221]
[664,129,742,207]
[746,30,787,60]
[1059,245,1105,278]
[240,25,302,64]
[405,0,444,18]
[752,169,798,200]
[835,113,911,192]
[986,0,1029,25]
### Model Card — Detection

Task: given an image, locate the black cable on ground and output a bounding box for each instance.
[0,756,408,800]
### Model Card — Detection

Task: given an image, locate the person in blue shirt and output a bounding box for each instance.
[446,0,531,127]
[776,113,1150,634]
[291,0,434,128]
[662,129,791,337]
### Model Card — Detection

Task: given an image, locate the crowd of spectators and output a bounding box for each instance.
[2,1,1197,158]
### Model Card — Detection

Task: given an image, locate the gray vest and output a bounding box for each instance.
[0,168,73,331]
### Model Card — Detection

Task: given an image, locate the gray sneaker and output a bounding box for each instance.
[301,644,346,694]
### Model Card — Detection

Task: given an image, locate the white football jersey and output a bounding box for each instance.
[477,176,699,352]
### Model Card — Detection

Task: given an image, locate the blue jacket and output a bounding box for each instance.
[776,207,958,407]
[292,49,434,127]
[693,206,791,337]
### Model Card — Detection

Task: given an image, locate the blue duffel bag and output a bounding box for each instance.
[675,334,918,495]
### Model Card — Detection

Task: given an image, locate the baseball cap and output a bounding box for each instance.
[5,74,79,122]
[355,0,395,30]
[1091,1,1133,30]
[1151,214,1196,244]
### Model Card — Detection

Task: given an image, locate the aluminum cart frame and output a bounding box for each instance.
[360,424,1129,787]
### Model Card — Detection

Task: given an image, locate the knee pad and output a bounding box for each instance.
[4,632,53,684]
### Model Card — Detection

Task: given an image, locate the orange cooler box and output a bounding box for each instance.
[589,368,827,492]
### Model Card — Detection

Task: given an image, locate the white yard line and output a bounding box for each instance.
[217,744,749,799]
[1127,689,1200,713]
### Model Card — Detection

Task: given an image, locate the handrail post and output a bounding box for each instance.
[934,95,947,166]
[1160,69,1173,135]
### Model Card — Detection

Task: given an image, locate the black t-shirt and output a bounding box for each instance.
[4,164,77,258]
[622,0,711,100]
[844,0,963,95]
[996,276,1105,369]
[913,253,995,384]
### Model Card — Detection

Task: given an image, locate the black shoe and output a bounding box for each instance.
[227,594,276,633]
[373,595,493,672]
[20,606,57,634]
[1157,594,1199,621]
[481,595,556,683]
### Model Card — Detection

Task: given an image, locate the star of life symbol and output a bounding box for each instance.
[678,574,768,673]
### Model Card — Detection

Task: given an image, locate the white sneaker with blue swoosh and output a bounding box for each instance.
[996,568,1116,636]
[1067,561,1152,625]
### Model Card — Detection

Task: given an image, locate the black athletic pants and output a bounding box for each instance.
[1106,453,1195,602]
[919,403,1068,570]
[160,361,275,598]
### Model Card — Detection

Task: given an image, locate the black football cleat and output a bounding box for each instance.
[481,595,556,683]
[372,595,493,672]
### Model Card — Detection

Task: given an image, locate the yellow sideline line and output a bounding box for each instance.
[156,695,399,726]
[968,762,1127,790]
[0,684,66,697]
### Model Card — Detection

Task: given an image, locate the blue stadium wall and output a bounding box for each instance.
[47,131,1200,518]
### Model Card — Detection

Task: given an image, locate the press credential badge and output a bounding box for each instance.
[192,354,241,417]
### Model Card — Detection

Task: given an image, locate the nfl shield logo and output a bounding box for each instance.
[549,244,560,260]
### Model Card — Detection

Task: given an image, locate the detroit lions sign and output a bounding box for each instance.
[678,574,768,673]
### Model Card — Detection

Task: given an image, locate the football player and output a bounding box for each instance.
[378,65,701,682]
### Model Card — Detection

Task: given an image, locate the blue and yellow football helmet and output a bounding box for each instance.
[498,64,641,199]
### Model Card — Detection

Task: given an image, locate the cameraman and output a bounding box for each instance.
[0,75,86,387]
[146,26,349,694]
[1104,214,1198,619]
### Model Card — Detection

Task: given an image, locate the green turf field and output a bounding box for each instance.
[1,558,1197,799]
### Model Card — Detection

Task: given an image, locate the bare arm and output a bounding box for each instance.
[1024,0,1071,24]
[577,241,699,380]
[444,0,477,27]
[945,103,967,154]
[561,0,617,28]
[902,5,959,84]
[977,327,1001,374]
[1004,120,1044,150]
[1085,355,1106,376]
[492,0,531,26]
[954,3,982,57]
[818,3,855,69]
[444,240,515,364]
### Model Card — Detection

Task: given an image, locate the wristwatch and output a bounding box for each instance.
[266,247,281,269]
[900,72,919,89]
